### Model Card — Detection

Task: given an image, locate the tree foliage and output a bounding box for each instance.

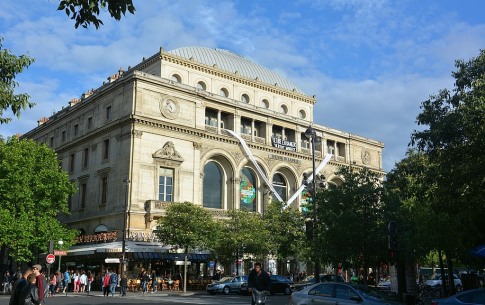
[156,202,216,254]
[316,167,387,278]
[58,0,136,29]
[411,49,485,260]
[0,137,77,262]
[264,201,306,260]
[0,39,35,125]
[212,209,271,265]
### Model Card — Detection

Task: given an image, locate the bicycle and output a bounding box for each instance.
[251,289,270,305]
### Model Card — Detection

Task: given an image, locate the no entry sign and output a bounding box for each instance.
[46,253,55,264]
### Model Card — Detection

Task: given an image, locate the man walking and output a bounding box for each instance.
[31,265,44,304]
[9,268,32,305]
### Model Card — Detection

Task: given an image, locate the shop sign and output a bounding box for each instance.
[128,231,160,242]
[76,231,117,244]
[105,258,120,263]
[271,137,297,152]
[175,261,191,265]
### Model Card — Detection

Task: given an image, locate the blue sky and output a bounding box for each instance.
[1,0,484,171]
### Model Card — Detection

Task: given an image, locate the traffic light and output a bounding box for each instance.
[388,221,397,250]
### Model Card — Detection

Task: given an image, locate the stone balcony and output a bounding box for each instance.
[144,200,228,226]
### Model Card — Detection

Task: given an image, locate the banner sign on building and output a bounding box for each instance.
[271,137,297,151]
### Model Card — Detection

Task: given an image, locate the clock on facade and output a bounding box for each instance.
[160,97,180,119]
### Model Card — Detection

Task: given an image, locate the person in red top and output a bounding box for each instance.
[103,270,111,297]
[32,265,44,303]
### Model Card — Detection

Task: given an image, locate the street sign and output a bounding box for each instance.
[54,250,67,256]
[46,254,55,264]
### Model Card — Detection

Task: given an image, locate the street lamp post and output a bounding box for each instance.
[121,177,130,281]
[305,126,321,283]
[58,240,64,271]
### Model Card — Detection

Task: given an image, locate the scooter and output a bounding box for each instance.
[252,289,270,305]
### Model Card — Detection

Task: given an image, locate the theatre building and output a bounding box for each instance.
[22,46,384,277]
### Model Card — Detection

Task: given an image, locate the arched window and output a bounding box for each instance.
[196,81,206,91]
[280,104,288,114]
[299,109,306,119]
[241,94,250,103]
[219,87,229,97]
[203,161,223,209]
[171,74,181,83]
[261,99,269,109]
[240,167,257,211]
[272,173,287,202]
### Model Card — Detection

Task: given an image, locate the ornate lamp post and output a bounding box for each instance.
[304,125,321,283]
[121,177,130,280]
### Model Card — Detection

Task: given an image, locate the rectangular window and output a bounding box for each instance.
[80,183,87,209]
[50,137,54,147]
[74,124,79,136]
[103,139,110,160]
[158,167,174,202]
[106,106,112,120]
[82,148,89,168]
[61,130,66,142]
[101,177,108,204]
[87,117,93,130]
[69,154,75,172]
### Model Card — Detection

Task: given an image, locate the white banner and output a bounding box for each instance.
[286,154,333,205]
[225,130,284,203]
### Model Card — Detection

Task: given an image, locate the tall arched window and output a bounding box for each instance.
[272,173,287,202]
[240,167,257,211]
[203,161,223,209]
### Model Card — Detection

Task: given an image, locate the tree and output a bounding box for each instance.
[0,137,77,262]
[58,0,136,29]
[410,50,485,294]
[156,202,215,253]
[212,209,271,273]
[316,167,387,284]
[0,39,35,125]
[264,201,306,274]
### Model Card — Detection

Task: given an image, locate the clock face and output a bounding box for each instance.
[160,98,180,119]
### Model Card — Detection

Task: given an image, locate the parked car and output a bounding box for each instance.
[430,288,485,305]
[240,274,293,295]
[291,274,345,292]
[426,274,463,292]
[206,275,248,295]
[377,280,391,290]
[289,282,401,305]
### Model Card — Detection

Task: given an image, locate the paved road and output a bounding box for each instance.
[0,291,291,305]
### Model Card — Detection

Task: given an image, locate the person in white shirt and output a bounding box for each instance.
[79,271,87,293]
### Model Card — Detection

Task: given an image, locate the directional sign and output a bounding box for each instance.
[46,254,55,264]
[54,250,67,256]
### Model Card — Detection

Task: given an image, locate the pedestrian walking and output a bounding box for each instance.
[120,275,128,297]
[9,268,32,305]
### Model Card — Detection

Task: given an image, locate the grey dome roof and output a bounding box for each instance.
[168,46,304,94]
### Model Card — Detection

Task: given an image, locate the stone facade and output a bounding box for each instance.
[22,47,384,243]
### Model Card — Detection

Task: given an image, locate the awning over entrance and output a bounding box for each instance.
[131,252,210,262]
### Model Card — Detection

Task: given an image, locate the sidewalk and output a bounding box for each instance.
[67,289,207,298]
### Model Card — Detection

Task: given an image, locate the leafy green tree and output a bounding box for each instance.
[264,201,306,273]
[0,137,77,262]
[410,50,485,294]
[212,209,271,271]
[156,202,216,254]
[0,39,35,125]
[316,167,387,284]
[58,0,136,29]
